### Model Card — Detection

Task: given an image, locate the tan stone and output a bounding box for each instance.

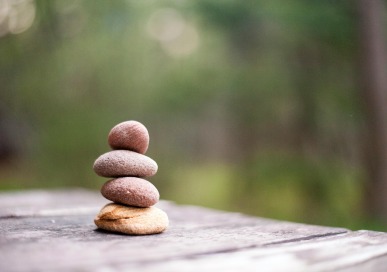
[94,203,168,235]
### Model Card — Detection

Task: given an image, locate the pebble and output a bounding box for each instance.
[93,150,158,178]
[94,203,169,235]
[108,121,149,154]
[101,177,159,207]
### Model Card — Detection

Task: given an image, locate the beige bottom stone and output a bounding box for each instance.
[94,203,169,235]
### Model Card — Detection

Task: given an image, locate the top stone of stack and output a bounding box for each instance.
[108,120,149,154]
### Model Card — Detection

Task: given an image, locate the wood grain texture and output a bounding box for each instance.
[0,190,386,272]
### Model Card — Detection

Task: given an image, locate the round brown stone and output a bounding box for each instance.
[93,150,158,178]
[108,121,149,154]
[101,177,159,207]
[94,203,169,235]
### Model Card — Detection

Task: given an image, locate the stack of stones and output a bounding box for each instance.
[93,120,168,235]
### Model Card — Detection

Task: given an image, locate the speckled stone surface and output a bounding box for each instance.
[93,150,158,178]
[108,121,149,154]
[94,203,169,235]
[101,177,159,207]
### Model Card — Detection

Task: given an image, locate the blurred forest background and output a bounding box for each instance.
[1,0,387,231]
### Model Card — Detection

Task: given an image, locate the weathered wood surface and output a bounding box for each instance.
[0,190,386,271]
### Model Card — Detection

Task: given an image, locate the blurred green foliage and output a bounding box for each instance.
[0,0,383,230]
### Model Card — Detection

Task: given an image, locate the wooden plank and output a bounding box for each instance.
[150,231,387,272]
[0,190,386,272]
[0,189,106,217]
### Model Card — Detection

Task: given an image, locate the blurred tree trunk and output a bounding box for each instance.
[293,45,319,155]
[358,0,387,222]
